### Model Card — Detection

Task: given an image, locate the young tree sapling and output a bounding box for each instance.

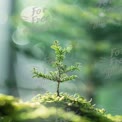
[33,41,80,96]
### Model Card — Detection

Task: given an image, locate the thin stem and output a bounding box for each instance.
[57,64,61,96]
[57,81,60,96]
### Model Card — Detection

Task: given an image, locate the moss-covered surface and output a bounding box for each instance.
[0,94,89,122]
[32,92,114,122]
[0,93,122,122]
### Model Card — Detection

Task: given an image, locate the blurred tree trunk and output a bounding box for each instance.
[5,0,19,97]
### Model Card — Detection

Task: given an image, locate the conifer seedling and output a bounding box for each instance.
[33,41,80,96]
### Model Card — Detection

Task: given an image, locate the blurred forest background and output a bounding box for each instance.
[0,0,122,115]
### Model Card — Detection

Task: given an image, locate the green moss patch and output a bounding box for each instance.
[0,93,122,122]
[32,92,114,122]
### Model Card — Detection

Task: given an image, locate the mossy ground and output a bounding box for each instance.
[32,92,113,122]
[0,93,122,122]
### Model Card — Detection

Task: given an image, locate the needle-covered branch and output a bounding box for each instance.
[33,68,55,81]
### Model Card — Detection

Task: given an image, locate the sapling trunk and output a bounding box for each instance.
[57,81,60,96]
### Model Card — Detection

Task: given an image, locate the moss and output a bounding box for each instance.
[107,114,122,122]
[0,94,87,122]
[32,92,114,122]
[0,94,20,116]
[0,93,122,122]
